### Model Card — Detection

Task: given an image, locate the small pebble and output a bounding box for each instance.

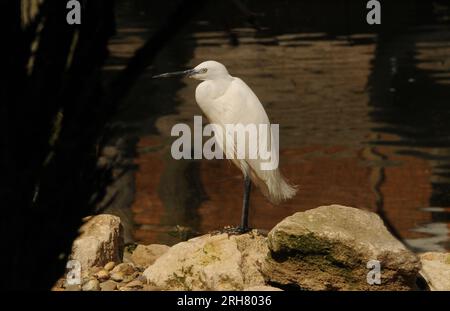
[123,271,140,283]
[65,284,81,291]
[82,279,100,291]
[122,275,134,283]
[95,270,110,281]
[104,261,116,271]
[124,280,143,289]
[102,146,119,158]
[111,263,135,275]
[137,274,147,283]
[89,266,102,275]
[100,280,117,291]
[110,271,124,282]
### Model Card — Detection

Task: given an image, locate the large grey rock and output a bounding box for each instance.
[143,232,268,290]
[130,244,170,268]
[262,205,421,290]
[419,252,450,291]
[70,214,124,275]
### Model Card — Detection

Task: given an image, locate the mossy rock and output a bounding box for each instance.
[263,205,421,291]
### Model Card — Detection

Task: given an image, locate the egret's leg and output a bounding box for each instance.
[240,175,252,232]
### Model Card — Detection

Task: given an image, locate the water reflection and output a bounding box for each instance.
[368,24,450,251]
[104,0,450,251]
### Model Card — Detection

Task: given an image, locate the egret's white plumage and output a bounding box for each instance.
[191,60,297,204]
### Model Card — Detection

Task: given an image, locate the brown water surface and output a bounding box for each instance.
[103,1,450,251]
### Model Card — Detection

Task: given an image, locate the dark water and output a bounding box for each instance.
[103,0,450,251]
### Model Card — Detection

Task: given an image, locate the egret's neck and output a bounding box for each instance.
[195,75,234,109]
[205,75,233,97]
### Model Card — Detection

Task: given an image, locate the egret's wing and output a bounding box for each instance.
[222,78,270,125]
[206,122,237,161]
[208,78,276,170]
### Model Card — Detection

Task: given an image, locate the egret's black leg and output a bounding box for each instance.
[240,175,252,233]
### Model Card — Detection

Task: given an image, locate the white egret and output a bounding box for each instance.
[153,60,297,232]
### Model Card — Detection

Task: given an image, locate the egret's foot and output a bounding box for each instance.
[209,226,269,236]
[238,226,251,234]
[210,226,250,236]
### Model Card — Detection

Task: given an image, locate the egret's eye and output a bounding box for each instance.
[199,68,208,74]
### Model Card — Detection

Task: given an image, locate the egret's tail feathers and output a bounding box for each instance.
[252,168,298,205]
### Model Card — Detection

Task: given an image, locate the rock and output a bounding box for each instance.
[263,205,421,290]
[70,214,124,275]
[82,279,100,291]
[94,270,110,281]
[123,272,140,283]
[51,278,65,291]
[143,232,268,290]
[64,284,81,291]
[130,244,170,268]
[100,280,118,291]
[231,233,268,287]
[102,146,119,159]
[244,286,283,291]
[88,266,102,275]
[137,274,147,283]
[123,280,143,290]
[81,276,92,285]
[111,263,135,275]
[419,252,450,291]
[104,261,116,271]
[122,245,134,264]
[52,286,65,292]
[110,271,125,282]
[81,267,103,282]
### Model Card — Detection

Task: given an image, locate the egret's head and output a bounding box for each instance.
[190,61,229,81]
[152,60,230,81]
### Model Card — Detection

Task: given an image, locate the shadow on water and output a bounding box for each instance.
[99,0,207,244]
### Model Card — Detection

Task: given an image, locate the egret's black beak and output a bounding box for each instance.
[152,69,197,79]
